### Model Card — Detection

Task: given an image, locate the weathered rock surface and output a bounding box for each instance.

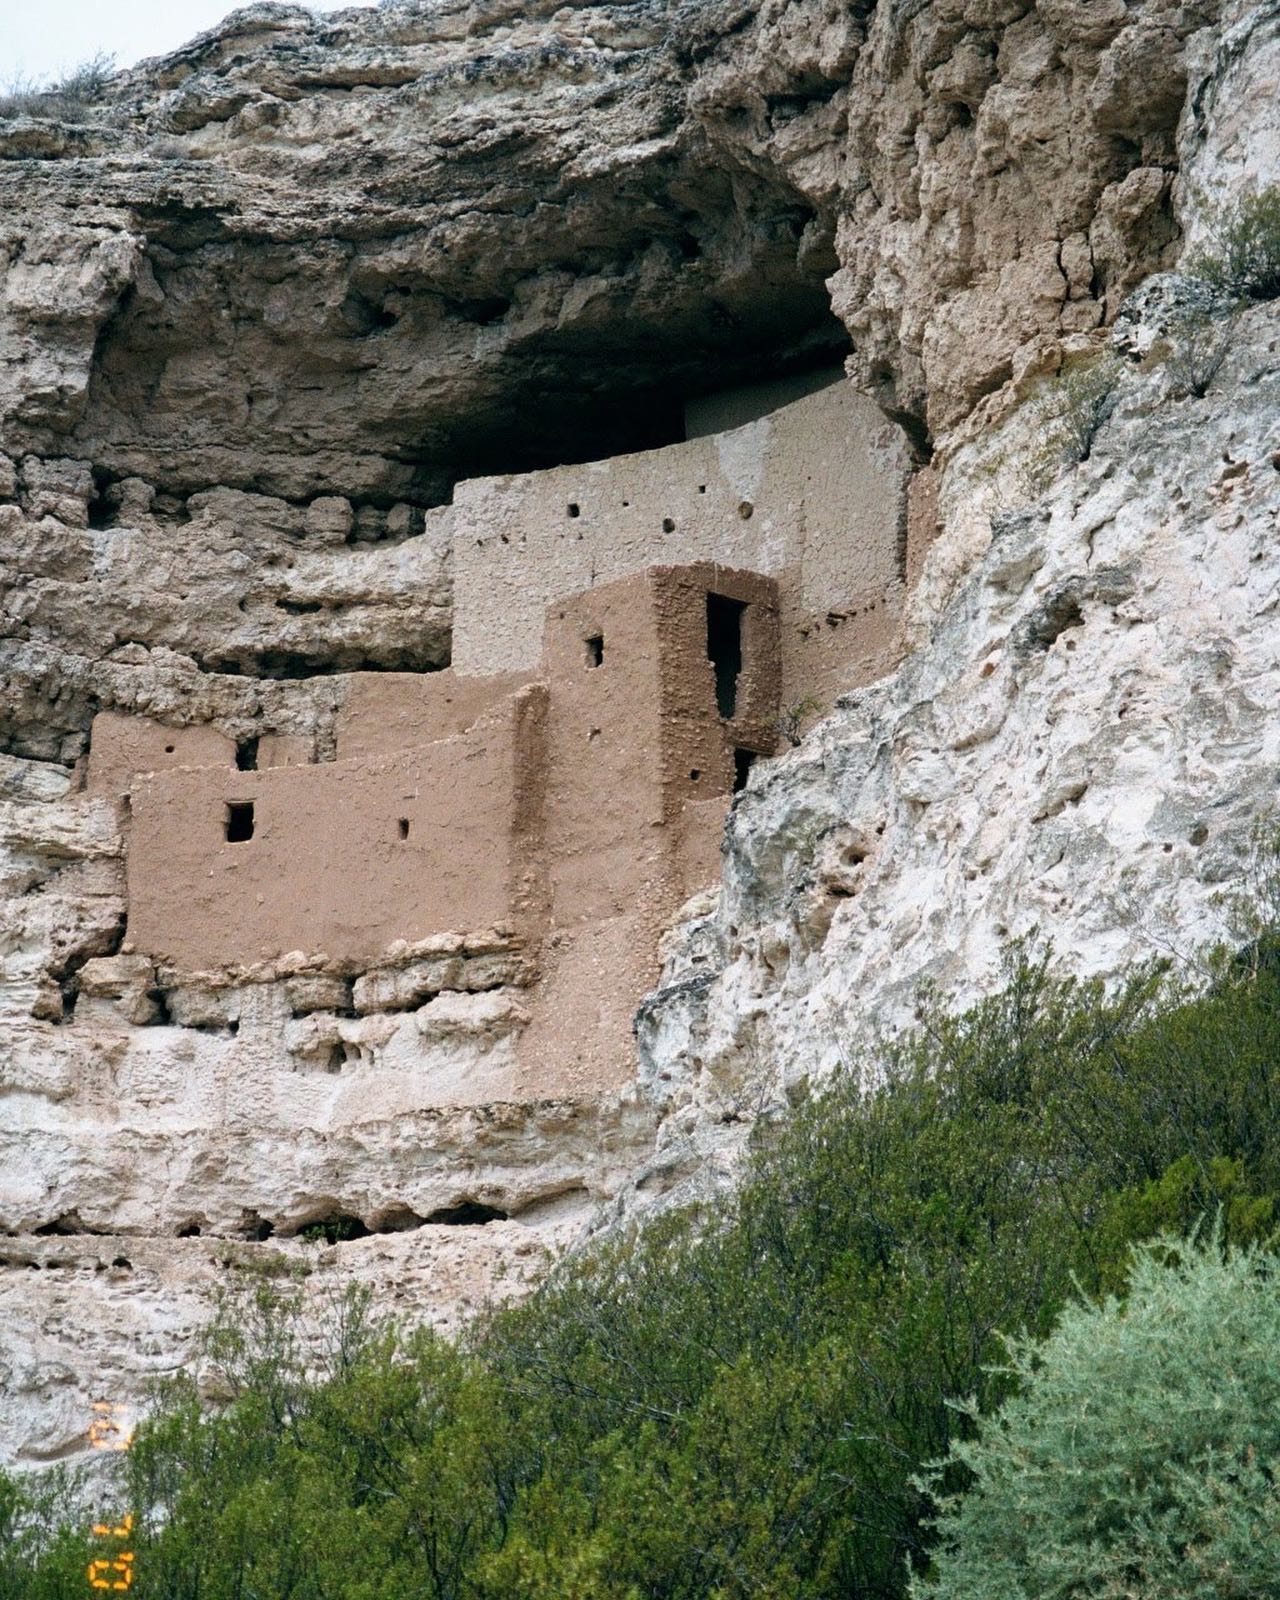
[0,1224,567,1471]
[631,283,1280,1211]
[2,0,1277,1469]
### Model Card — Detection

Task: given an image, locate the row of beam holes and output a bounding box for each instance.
[565,491,753,525]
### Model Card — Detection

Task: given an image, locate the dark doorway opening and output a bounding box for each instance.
[585,634,604,668]
[236,736,260,771]
[398,817,410,840]
[734,748,756,792]
[707,594,747,718]
[226,801,255,842]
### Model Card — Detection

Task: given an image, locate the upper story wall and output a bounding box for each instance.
[449,380,911,685]
[334,670,531,762]
[125,688,548,973]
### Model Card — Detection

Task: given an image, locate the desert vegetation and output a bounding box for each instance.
[6,909,1280,1597]
[916,1232,1280,1598]
[1189,185,1280,304]
[0,55,114,122]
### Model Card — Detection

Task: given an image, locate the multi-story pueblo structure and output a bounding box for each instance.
[68,376,915,1128]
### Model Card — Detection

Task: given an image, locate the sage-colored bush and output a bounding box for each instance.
[915,1235,1280,1599]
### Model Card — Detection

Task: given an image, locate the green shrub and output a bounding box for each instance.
[12,923,1280,1597]
[1188,186,1280,302]
[0,1466,95,1600]
[1026,354,1123,489]
[1160,309,1236,399]
[914,1234,1280,1599]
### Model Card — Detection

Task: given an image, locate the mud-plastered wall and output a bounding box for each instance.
[125,691,546,972]
[450,381,911,710]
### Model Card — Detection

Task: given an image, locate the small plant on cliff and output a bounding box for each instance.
[1188,185,1280,303]
[1160,307,1237,399]
[775,694,824,747]
[914,1233,1280,1600]
[1040,353,1123,467]
[0,53,114,121]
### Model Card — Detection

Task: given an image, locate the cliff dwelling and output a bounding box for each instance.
[68,376,915,1130]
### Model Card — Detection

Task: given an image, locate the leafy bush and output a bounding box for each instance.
[0,53,114,122]
[915,1234,1280,1599]
[1023,353,1123,491]
[10,924,1280,1597]
[1160,308,1236,399]
[0,1467,95,1599]
[1045,354,1122,465]
[1188,186,1280,302]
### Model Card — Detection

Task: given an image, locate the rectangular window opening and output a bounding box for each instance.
[235,736,259,772]
[585,634,604,668]
[707,593,747,719]
[225,801,255,842]
[733,748,756,793]
[398,817,410,840]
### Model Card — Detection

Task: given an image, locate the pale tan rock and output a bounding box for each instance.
[352,957,465,1013]
[284,974,353,1015]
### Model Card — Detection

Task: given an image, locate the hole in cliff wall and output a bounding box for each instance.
[49,149,858,521]
[225,800,255,841]
[369,1205,427,1233]
[707,594,747,719]
[585,634,604,668]
[197,648,448,679]
[240,1212,275,1241]
[295,1211,370,1245]
[34,1212,105,1237]
[145,988,175,1026]
[424,1201,509,1226]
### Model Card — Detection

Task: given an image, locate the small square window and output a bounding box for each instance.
[226,801,255,842]
[585,634,604,668]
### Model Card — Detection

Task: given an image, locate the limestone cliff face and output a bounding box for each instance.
[2,0,1276,1466]
[628,0,1280,1206]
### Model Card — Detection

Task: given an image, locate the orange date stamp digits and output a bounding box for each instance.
[87,1403,135,1591]
[87,1401,133,1453]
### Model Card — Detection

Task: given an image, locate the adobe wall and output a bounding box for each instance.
[515,564,782,1095]
[85,714,237,797]
[125,688,549,972]
[334,669,531,761]
[450,380,912,716]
